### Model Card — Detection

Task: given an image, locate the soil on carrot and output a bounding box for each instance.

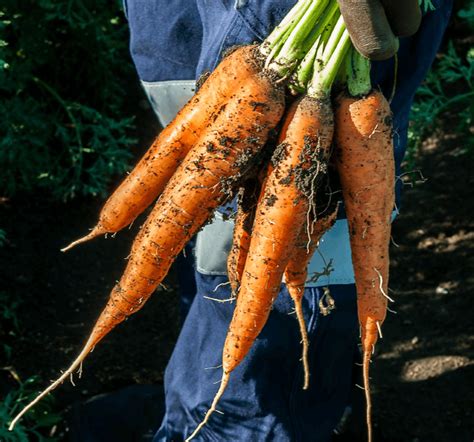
[1,110,473,442]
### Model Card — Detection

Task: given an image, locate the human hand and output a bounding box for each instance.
[338,0,422,60]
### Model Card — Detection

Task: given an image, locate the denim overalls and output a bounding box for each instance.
[124,1,452,440]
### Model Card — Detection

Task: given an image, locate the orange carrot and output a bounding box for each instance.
[284,200,338,389]
[231,97,336,391]
[334,83,395,442]
[186,94,335,440]
[226,97,300,297]
[9,50,285,431]
[227,178,260,297]
[61,45,260,252]
[186,17,352,438]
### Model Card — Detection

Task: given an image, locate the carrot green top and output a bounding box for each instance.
[345,48,372,97]
[259,0,359,100]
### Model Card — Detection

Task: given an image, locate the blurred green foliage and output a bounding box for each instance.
[0,289,21,361]
[407,1,474,165]
[0,0,136,200]
[0,376,61,441]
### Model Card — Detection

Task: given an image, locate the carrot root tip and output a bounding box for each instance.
[8,338,95,431]
[293,299,310,390]
[60,226,106,252]
[185,372,230,442]
[363,349,373,442]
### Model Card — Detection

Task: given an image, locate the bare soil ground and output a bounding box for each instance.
[372,129,474,442]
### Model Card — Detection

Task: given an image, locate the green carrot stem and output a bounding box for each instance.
[321,29,351,92]
[346,48,372,97]
[291,1,340,91]
[266,0,330,77]
[289,36,319,94]
[264,25,299,69]
[321,11,345,61]
[311,9,342,80]
[308,15,351,98]
[261,0,312,57]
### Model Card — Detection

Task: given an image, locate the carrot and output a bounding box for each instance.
[334,50,395,442]
[185,15,351,440]
[187,97,335,440]
[228,96,336,391]
[8,47,286,431]
[227,178,260,297]
[61,44,259,252]
[226,98,300,297]
[284,200,338,389]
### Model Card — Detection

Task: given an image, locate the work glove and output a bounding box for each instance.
[338,0,422,60]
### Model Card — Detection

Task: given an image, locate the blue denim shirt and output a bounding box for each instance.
[124,0,203,81]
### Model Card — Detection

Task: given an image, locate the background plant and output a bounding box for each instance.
[0,376,61,442]
[0,257,61,440]
[406,1,474,166]
[0,2,139,438]
[0,0,137,200]
[0,289,21,361]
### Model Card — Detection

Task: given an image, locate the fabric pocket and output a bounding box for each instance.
[195,211,234,276]
[195,210,360,287]
[140,80,196,127]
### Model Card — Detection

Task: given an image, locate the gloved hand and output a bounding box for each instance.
[338,0,422,60]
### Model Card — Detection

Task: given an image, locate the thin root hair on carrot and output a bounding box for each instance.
[376,321,383,339]
[374,267,395,303]
[212,281,231,292]
[203,295,236,303]
[204,364,223,370]
[390,235,400,248]
[308,256,334,284]
[395,169,428,188]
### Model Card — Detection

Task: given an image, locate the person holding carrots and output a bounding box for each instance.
[121,1,452,440]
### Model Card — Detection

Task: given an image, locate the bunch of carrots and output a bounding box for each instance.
[9,1,395,441]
